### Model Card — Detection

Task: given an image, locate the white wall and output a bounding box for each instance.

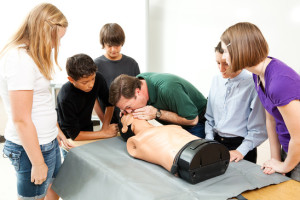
[0,0,148,84]
[1,0,300,96]
[148,0,300,96]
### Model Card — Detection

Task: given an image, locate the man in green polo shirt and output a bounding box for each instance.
[109,72,207,138]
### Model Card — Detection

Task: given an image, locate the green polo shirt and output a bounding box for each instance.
[137,72,207,124]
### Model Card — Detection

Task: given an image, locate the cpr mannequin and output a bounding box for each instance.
[121,114,199,172]
[120,114,230,184]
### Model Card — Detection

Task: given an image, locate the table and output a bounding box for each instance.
[242,179,300,200]
[52,137,291,200]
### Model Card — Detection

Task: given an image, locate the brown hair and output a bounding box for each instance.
[215,41,224,53]
[0,3,68,80]
[100,23,125,48]
[220,22,269,72]
[109,74,141,105]
[66,54,97,81]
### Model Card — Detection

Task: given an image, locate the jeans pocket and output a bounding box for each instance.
[3,148,21,171]
[40,139,56,153]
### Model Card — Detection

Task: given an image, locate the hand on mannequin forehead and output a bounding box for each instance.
[120,114,199,172]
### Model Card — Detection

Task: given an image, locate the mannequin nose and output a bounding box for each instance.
[125,109,133,113]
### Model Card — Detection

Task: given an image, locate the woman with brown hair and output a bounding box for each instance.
[220,22,300,181]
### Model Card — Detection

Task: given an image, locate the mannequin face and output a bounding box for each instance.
[121,114,135,133]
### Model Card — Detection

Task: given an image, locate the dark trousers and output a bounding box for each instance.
[183,121,205,138]
[214,133,257,163]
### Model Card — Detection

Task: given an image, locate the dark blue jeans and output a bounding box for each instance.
[183,121,205,138]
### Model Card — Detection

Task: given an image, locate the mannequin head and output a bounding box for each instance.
[119,114,153,141]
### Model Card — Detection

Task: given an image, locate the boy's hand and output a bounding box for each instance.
[101,123,118,138]
[57,128,76,150]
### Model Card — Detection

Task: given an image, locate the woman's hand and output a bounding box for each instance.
[261,158,286,174]
[57,129,76,150]
[31,162,48,185]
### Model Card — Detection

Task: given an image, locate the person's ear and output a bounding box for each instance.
[135,88,141,96]
[67,76,75,84]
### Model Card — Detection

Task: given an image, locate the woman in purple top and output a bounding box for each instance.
[220,22,300,181]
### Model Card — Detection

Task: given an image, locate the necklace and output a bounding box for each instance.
[257,58,267,88]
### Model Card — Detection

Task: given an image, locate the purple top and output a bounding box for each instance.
[253,57,300,152]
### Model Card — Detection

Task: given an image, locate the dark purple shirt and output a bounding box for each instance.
[253,57,300,152]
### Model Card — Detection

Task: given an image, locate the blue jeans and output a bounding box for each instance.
[3,139,61,199]
[183,121,205,138]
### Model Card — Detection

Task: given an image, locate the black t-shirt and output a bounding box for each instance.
[56,72,111,140]
[94,54,140,123]
[94,54,140,88]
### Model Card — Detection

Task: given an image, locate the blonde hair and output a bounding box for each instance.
[220,22,269,72]
[0,3,68,80]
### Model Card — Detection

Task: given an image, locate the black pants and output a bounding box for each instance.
[214,134,257,164]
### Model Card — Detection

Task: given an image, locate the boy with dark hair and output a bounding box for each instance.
[56,53,118,144]
[94,23,140,123]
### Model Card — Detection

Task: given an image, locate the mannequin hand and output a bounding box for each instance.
[229,150,244,162]
[31,162,48,185]
[262,158,286,174]
[132,106,157,120]
[57,130,75,150]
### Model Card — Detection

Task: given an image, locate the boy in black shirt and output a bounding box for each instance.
[56,54,118,142]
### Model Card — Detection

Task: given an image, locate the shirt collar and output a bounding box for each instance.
[225,70,248,85]
[137,74,157,105]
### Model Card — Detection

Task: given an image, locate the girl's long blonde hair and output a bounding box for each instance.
[0,3,68,80]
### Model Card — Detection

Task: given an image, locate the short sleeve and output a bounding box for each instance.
[269,75,300,106]
[96,72,112,107]
[160,86,198,120]
[4,49,35,91]
[133,60,140,76]
[56,100,81,140]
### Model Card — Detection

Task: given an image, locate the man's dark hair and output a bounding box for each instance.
[100,23,125,48]
[109,74,141,105]
[215,41,224,53]
[66,53,97,81]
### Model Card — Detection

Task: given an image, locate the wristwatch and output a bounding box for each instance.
[156,108,162,119]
